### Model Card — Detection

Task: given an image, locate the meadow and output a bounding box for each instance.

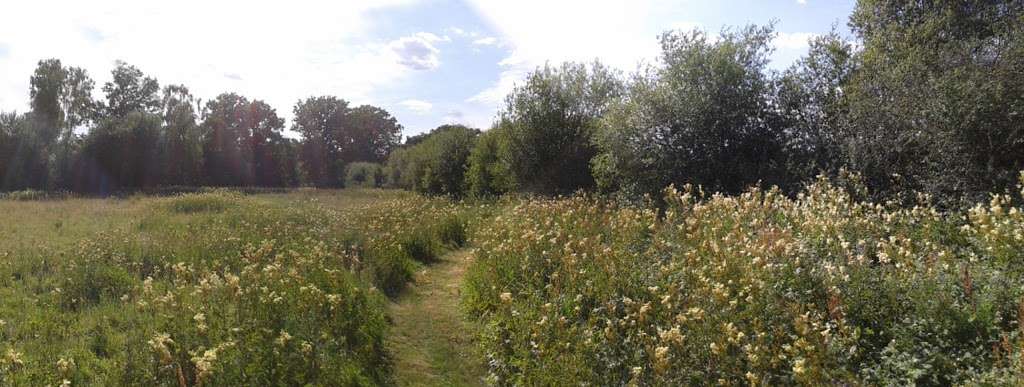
[464,174,1024,386]
[0,189,474,386]
[3,175,1024,386]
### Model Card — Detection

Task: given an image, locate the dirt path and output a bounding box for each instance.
[387,249,487,386]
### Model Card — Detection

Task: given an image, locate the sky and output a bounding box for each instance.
[0,0,857,139]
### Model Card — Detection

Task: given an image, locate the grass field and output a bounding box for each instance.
[0,189,482,386]
[3,178,1024,386]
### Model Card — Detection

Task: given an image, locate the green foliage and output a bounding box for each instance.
[775,31,856,181]
[344,162,384,188]
[465,176,1024,385]
[842,0,1024,204]
[60,261,136,311]
[293,97,403,187]
[101,61,160,118]
[0,113,50,191]
[201,93,297,187]
[160,85,204,187]
[465,125,514,198]
[501,62,622,195]
[594,25,790,198]
[385,125,479,196]
[77,111,164,193]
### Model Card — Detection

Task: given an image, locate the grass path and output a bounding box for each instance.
[387,249,487,386]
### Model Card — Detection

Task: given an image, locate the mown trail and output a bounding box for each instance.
[387,249,487,386]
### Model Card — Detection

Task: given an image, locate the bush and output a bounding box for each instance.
[593,25,789,199]
[465,125,514,198]
[385,125,478,196]
[437,214,467,248]
[61,262,136,310]
[344,162,384,188]
[499,62,621,195]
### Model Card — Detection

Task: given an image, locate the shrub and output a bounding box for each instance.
[344,162,384,188]
[499,62,621,195]
[385,125,478,196]
[61,261,136,310]
[465,125,514,198]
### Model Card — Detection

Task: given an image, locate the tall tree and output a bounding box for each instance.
[775,31,857,181]
[292,96,349,187]
[161,85,204,186]
[28,59,97,189]
[594,25,787,198]
[101,61,160,119]
[844,0,1024,203]
[75,112,163,193]
[0,112,49,191]
[500,62,622,195]
[293,97,402,187]
[202,93,294,187]
[344,105,402,164]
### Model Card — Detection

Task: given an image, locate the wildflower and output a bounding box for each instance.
[275,330,292,347]
[500,292,513,303]
[792,358,806,376]
[659,326,684,345]
[4,348,23,368]
[148,333,175,365]
[192,348,218,382]
[56,357,75,374]
[194,312,208,333]
[653,346,670,374]
[142,276,154,293]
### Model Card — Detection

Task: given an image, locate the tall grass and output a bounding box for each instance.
[0,189,473,385]
[464,174,1024,385]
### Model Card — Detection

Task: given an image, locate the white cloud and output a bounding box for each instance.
[797,0,808,5]
[472,37,499,46]
[399,99,433,114]
[446,27,468,37]
[775,32,817,50]
[0,0,420,126]
[389,32,446,71]
[464,0,669,109]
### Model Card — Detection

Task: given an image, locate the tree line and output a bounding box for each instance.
[385,1,1024,207]
[0,61,401,193]
[3,1,1022,205]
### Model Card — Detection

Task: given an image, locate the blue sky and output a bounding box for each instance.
[0,0,856,139]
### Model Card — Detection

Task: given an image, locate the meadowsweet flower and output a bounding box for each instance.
[56,357,75,374]
[275,330,292,347]
[148,333,175,365]
[4,348,23,368]
[192,348,218,382]
[194,312,208,333]
[653,346,670,374]
[792,358,806,376]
